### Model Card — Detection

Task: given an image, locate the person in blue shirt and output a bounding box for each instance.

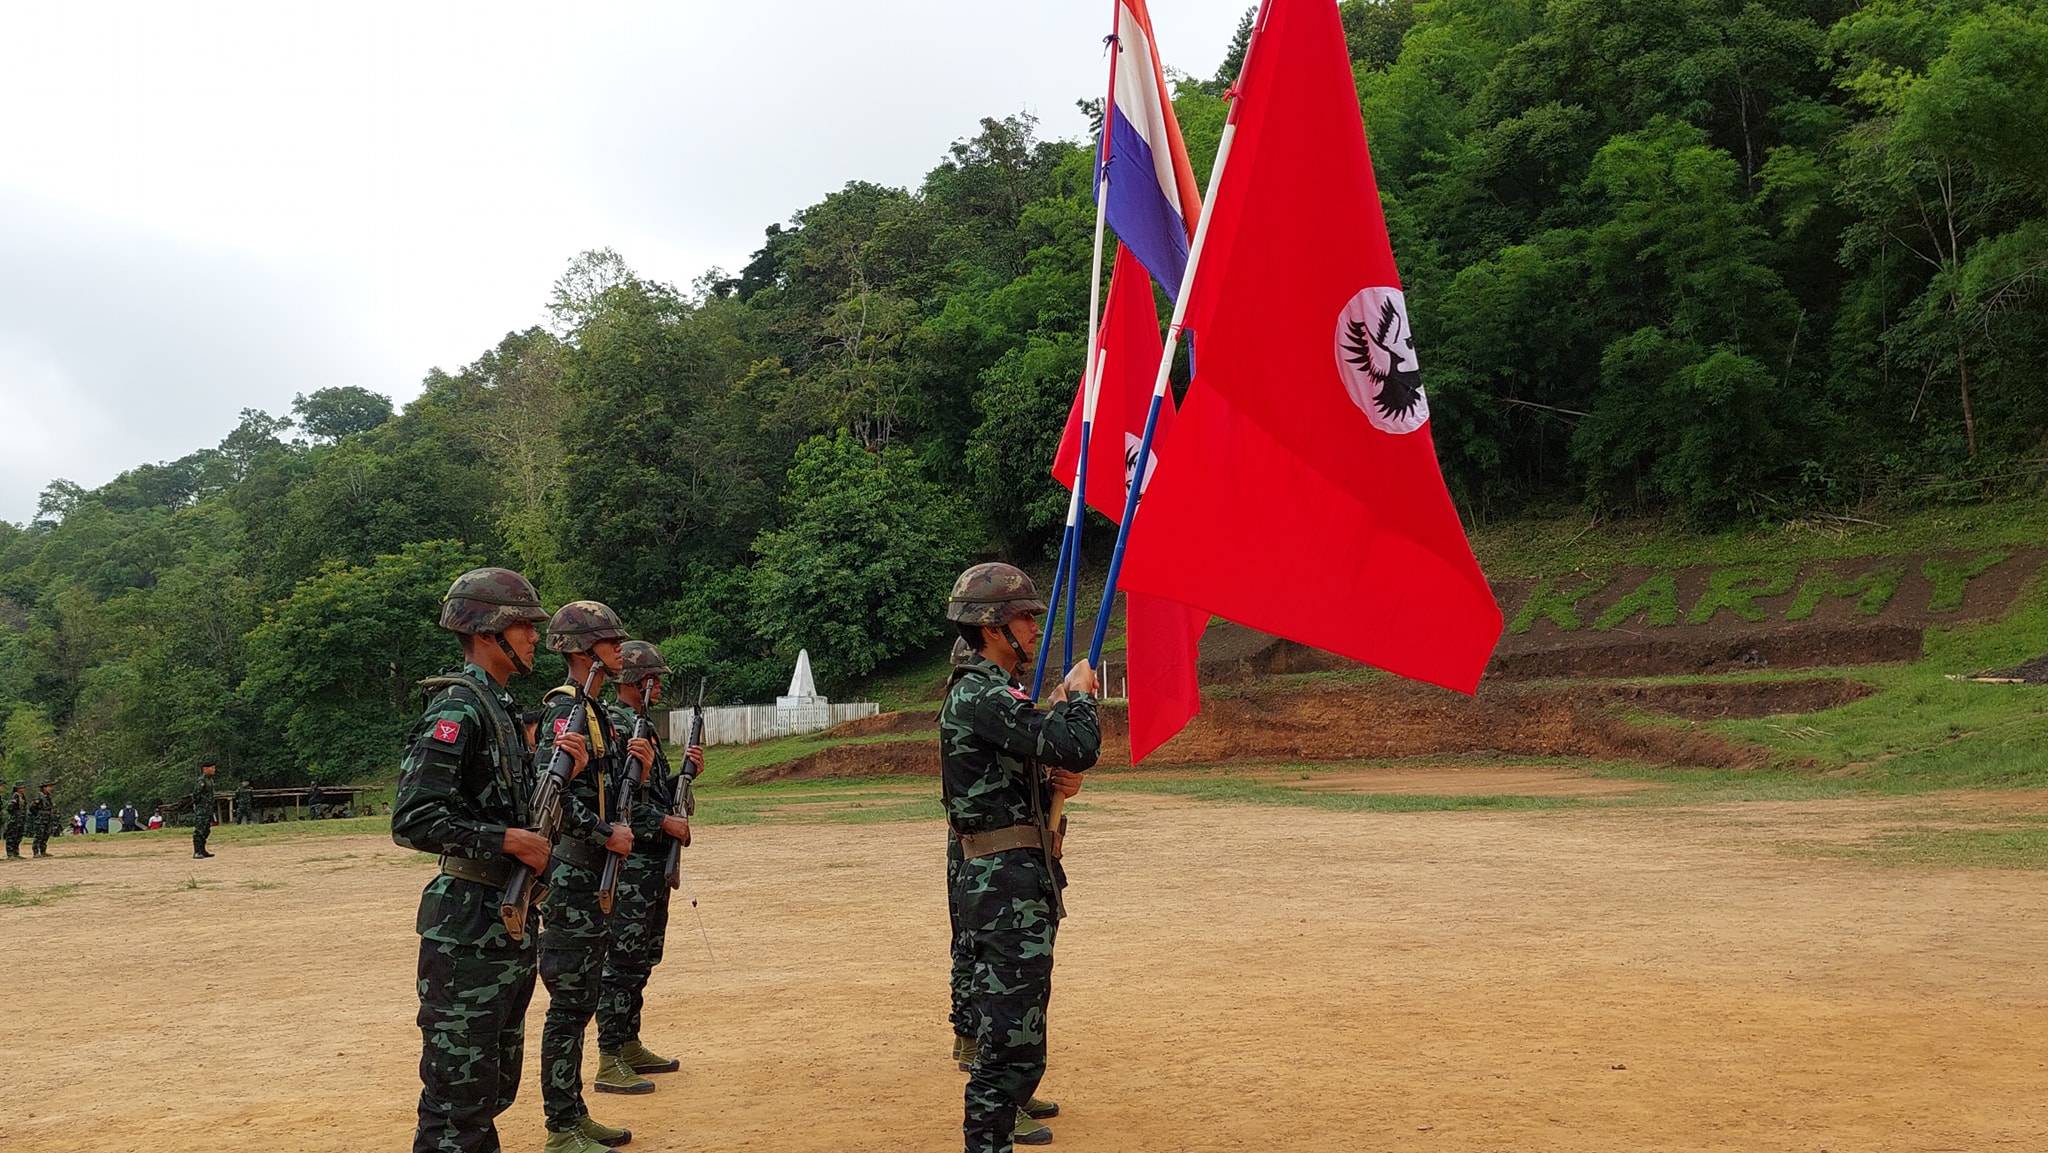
[94,803,111,833]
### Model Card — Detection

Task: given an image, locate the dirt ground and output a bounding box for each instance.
[5,790,2048,1153]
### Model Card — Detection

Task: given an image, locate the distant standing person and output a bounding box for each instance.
[120,802,140,832]
[94,803,110,834]
[192,763,217,859]
[234,780,255,824]
[307,781,326,820]
[147,808,164,830]
[29,783,56,858]
[73,810,87,836]
[4,783,26,858]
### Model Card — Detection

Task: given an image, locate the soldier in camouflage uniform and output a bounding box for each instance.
[5,783,26,858]
[942,563,1099,1153]
[534,600,640,1153]
[191,763,217,858]
[595,640,704,1094]
[392,566,583,1153]
[29,782,56,858]
[234,779,255,824]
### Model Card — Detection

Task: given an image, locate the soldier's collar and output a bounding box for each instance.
[964,654,1022,688]
[459,661,505,691]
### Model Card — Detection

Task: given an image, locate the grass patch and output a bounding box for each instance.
[173,876,218,891]
[1468,495,2048,579]
[1801,825,2048,869]
[243,880,286,891]
[0,882,84,908]
[690,732,934,787]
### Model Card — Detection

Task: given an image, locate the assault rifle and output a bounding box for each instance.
[665,678,705,891]
[499,664,602,940]
[596,692,658,915]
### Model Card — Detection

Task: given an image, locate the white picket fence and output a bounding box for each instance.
[665,702,881,747]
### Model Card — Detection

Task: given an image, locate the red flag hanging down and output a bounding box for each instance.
[1050,244,1205,762]
[1053,245,1173,518]
[1117,0,1502,693]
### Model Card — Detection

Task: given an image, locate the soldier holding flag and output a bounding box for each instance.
[941,563,1099,1153]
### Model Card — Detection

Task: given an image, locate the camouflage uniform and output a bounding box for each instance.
[393,566,550,1153]
[234,781,255,824]
[4,786,26,858]
[535,683,625,1131]
[29,787,55,857]
[942,652,1099,1153]
[191,774,216,856]
[535,599,633,1138]
[597,699,684,1057]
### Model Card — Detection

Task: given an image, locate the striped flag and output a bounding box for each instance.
[1101,0,1203,297]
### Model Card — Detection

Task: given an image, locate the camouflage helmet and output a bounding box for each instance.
[439,567,550,635]
[546,600,629,653]
[615,640,671,686]
[946,563,1046,626]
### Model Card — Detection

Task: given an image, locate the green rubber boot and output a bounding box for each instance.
[619,1038,681,1074]
[1024,1096,1060,1119]
[541,1127,612,1153]
[593,1050,656,1095]
[576,1114,633,1147]
[1014,1111,1054,1145]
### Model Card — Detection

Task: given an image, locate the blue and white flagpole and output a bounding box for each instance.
[1033,3,1123,699]
[1086,2,1268,667]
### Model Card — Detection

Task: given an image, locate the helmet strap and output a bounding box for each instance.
[1000,623,1034,674]
[495,633,532,677]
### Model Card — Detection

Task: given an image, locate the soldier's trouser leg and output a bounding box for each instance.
[193,823,209,854]
[414,935,537,1153]
[540,943,606,1130]
[957,852,1059,1153]
[33,831,49,855]
[597,856,670,1051]
[4,830,19,856]
[947,837,974,1042]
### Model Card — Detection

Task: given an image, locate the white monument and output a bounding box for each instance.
[775,648,833,734]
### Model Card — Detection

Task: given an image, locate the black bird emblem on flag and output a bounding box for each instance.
[1334,286,1428,434]
[1343,298,1424,423]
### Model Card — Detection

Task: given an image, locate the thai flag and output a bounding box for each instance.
[1100,0,1202,298]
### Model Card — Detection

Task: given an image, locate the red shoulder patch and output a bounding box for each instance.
[1006,687,1031,701]
[430,719,462,745]
[553,716,570,736]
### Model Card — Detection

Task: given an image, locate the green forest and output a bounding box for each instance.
[2,0,2044,807]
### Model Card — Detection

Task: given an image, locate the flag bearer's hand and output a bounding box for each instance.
[1062,660,1098,698]
[1049,769,1084,799]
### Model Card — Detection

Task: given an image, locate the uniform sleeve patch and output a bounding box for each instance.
[430,719,462,745]
[1006,687,1031,701]
[553,716,570,736]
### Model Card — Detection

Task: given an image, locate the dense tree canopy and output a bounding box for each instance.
[2,0,2042,809]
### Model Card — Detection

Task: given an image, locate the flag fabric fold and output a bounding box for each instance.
[1051,244,1205,763]
[1117,0,1503,694]
[1101,0,1204,299]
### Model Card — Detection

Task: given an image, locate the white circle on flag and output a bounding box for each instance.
[1334,286,1428,434]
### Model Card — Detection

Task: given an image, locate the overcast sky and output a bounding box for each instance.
[0,0,1250,524]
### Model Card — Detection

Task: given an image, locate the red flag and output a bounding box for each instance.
[1053,245,1172,519]
[1051,244,1205,762]
[1117,0,1502,693]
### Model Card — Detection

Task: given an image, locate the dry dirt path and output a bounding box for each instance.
[3,790,2045,1152]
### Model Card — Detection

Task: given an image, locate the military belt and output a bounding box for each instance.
[553,838,609,870]
[439,854,516,887]
[958,823,1062,861]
